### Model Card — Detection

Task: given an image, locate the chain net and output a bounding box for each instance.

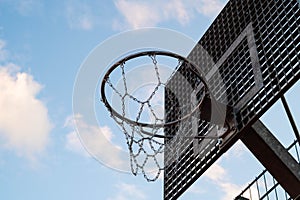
[101,51,207,181]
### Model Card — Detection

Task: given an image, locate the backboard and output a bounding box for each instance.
[164,0,300,199]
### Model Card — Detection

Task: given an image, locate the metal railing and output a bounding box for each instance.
[235,140,300,200]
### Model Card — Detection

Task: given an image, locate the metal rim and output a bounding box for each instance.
[100,50,209,138]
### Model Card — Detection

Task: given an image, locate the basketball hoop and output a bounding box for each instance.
[100,50,217,181]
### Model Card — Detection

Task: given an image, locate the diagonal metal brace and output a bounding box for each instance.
[241,120,300,199]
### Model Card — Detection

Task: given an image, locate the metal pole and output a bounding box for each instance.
[241,120,300,198]
[280,95,300,146]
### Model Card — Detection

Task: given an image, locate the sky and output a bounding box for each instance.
[0,0,299,200]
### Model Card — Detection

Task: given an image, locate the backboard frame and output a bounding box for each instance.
[164,0,300,199]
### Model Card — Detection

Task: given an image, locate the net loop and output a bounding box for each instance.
[100,50,209,181]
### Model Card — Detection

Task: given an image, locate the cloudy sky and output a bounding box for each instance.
[0,0,299,199]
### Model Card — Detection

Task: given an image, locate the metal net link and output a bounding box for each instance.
[104,53,184,181]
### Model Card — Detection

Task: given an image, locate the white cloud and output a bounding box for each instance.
[113,0,161,29]
[185,140,253,199]
[65,114,127,169]
[113,0,226,30]
[65,114,164,177]
[188,184,206,195]
[223,140,246,159]
[203,162,226,182]
[0,64,52,160]
[65,1,94,30]
[194,0,225,17]
[190,142,247,198]
[164,0,190,25]
[197,141,249,199]
[65,130,90,157]
[203,162,243,200]
[107,182,147,200]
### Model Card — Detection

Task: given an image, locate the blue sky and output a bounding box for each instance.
[0,0,299,200]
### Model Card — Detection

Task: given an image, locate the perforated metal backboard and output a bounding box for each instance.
[164,0,300,199]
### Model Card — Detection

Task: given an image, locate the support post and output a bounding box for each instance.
[281,95,300,147]
[241,120,300,199]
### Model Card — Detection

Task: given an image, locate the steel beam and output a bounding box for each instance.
[241,120,300,199]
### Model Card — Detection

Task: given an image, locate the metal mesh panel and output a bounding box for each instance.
[164,0,300,199]
[164,65,219,198]
[235,0,300,130]
[208,37,254,105]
